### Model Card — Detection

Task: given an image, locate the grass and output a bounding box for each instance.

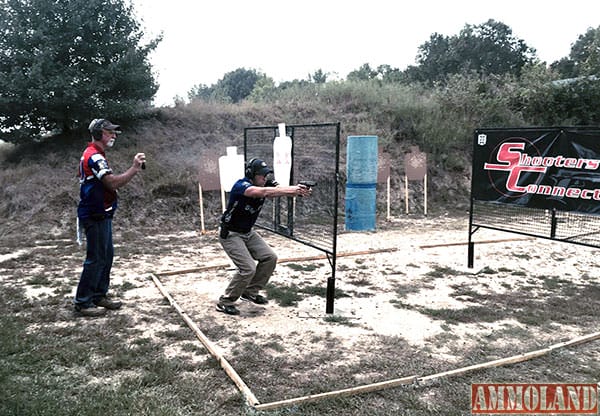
[0,296,221,416]
[266,283,304,307]
[449,286,481,298]
[323,314,358,327]
[285,263,322,272]
[539,275,572,290]
[2,75,599,414]
[2,227,600,416]
[417,305,501,324]
[348,277,373,286]
[424,265,462,280]
[266,282,352,307]
[299,285,350,299]
[0,280,253,416]
[26,275,52,286]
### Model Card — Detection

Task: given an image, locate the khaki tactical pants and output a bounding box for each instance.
[218,230,277,305]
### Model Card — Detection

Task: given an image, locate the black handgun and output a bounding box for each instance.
[299,180,316,189]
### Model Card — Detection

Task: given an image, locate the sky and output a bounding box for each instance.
[132,0,600,107]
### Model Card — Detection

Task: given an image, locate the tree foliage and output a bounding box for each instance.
[188,68,269,103]
[0,0,161,141]
[347,63,379,81]
[408,19,536,84]
[346,63,404,82]
[308,69,328,84]
[551,26,600,78]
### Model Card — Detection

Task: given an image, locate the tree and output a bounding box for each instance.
[308,69,328,84]
[187,83,218,101]
[346,63,379,81]
[409,20,536,84]
[376,64,404,83]
[551,26,600,78]
[220,68,262,103]
[413,33,457,83]
[0,0,161,141]
[189,68,265,103]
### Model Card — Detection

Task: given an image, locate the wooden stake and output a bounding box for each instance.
[254,375,417,411]
[419,237,534,249]
[155,248,406,277]
[155,263,231,276]
[424,174,428,216]
[149,274,600,412]
[254,331,600,411]
[418,331,600,383]
[404,174,409,214]
[150,274,260,407]
[155,239,535,278]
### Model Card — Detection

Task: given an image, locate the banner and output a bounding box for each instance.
[472,127,600,215]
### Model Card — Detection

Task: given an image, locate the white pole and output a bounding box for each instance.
[404,175,409,215]
[386,175,391,220]
[198,183,206,234]
[220,187,226,213]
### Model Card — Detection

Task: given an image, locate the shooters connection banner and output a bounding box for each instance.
[472,127,600,215]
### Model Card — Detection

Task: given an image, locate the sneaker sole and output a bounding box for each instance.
[216,305,240,315]
[95,303,122,310]
[74,309,107,317]
[240,296,268,305]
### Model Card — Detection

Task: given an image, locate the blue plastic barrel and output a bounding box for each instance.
[345,135,378,231]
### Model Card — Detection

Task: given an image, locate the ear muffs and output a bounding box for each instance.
[245,158,257,178]
[90,119,105,140]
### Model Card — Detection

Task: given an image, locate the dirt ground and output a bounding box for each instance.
[117,217,600,393]
[5,213,600,410]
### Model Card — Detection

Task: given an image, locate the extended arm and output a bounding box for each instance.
[244,184,311,198]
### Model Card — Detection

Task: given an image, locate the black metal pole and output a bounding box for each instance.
[550,208,557,239]
[468,199,475,268]
[325,276,335,314]
[468,130,477,268]
[326,122,341,314]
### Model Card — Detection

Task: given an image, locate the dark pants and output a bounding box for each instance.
[74,217,113,307]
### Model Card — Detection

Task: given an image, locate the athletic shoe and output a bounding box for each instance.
[74,304,107,317]
[94,296,122,310]
[240,294,268,305]
[216,303,240,315]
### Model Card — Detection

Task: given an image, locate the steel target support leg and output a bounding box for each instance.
[325,277,335,314]
[468,242,474,268]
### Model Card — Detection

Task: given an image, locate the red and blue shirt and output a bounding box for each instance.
[77,142,117,219]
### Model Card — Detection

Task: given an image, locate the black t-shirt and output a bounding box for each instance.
[220,178,264,233]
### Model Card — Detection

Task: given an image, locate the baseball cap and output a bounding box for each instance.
[249,159,273,176]
[89,118,121,133]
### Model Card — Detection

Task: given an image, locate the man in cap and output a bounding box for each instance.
[74,118,146,317]
[217,158,312,315]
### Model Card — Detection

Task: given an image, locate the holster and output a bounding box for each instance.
[219,224,229,239]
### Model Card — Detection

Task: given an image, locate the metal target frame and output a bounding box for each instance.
[244,122,341,313]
